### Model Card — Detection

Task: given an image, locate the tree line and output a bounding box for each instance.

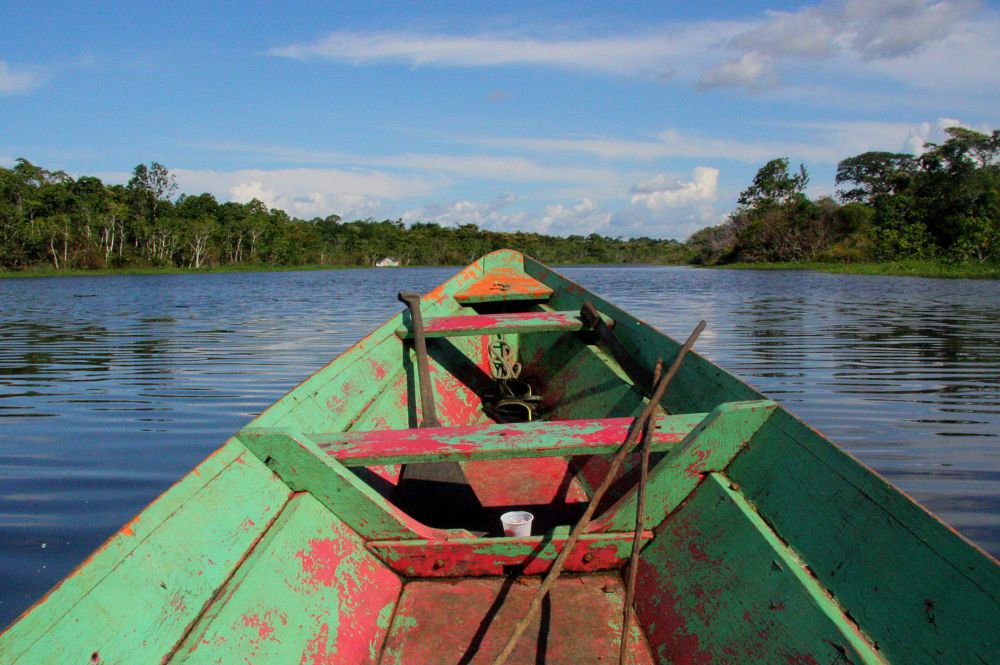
[3,127,997,273]
[690,127,1000,265]
[0,160,688,271]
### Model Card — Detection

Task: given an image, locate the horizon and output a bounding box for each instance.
[3,1,998,240]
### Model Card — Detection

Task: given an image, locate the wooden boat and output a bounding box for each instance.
[1,249,997,664]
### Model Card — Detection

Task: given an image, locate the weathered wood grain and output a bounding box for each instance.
[636,473,885,665]
[727,407,1000,665]
[367,530,653,577]
[313,412,705,466]
[172,493,402,665]
[237,429,467,540]
[395,310,613,339]
[588,400,777,532]
[2,445,291,664]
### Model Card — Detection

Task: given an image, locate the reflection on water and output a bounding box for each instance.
[1,265,999,627]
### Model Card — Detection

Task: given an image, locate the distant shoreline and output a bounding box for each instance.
[4,259,998,280]
[711,260,1000,280]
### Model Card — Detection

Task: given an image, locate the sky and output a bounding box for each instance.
[2,1,998,240]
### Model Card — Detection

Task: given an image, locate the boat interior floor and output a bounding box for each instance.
[380,572,655,664]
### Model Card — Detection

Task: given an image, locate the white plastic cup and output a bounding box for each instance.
[500,511,534,537]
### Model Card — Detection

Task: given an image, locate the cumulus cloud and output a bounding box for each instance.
[402,193,528,231]
[613,167,723,238]
[170,167,439,219]
[630,167,719,211]
[536,198,613,236]
[0,61,46,95]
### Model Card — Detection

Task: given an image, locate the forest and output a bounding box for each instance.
[1,126,997,274]
[0,161,687,271]
[689,127,1000,266]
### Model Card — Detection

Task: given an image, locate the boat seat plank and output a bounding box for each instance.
[312,412,707,466]
[6,448,291,665]
[394,310,613,339]
[453,268,553,303]
[367,530,653,577]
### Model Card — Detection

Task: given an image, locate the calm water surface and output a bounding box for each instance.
[1,266,999,627]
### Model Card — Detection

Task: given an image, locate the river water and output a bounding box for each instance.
[1,265,998,627]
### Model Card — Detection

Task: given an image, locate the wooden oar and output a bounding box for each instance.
[490,319,707,665]
[398,291,440,428]
[619,358,662,665]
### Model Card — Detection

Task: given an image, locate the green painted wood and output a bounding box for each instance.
[394,310,613,339]
[172,493,402,665]
[237,428,460,540]
[727,407,1000,665]
[636,473,884,665]
[314,412,704,465]
[0,440,246,657]
[522,255,763,415]
[2,447,291,664]
[589,400,777,532]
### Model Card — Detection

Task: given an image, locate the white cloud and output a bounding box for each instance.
[475,117,993,167]
[630,167,719,211]
[536,198,612,236]
[402,193,528,231]
[268,2,996,100]
[697,53,776,91]
[170,167,439,219]
[0,61,46,95]
[269,29,725,79]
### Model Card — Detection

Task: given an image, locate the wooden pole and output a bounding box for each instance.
[490,320,706,665]
[619,358,662,664]
[398,291,440,428]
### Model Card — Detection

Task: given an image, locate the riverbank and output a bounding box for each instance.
[0,263,363,279]
[714,260,1000,280]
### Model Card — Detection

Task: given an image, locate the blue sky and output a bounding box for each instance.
[2,1,998,239]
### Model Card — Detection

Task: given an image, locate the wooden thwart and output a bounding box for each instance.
[395,310,614,339]
[313,412,706,466]
[367,530,653,577]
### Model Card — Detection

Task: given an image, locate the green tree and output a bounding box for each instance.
[738,158,809,209]
[835,152,916,204]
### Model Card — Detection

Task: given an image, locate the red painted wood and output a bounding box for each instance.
[453,268,553,303]
[367,532,652,578]
[463,457,590,507]
[315,414,696,466]
[395,310,608,338]
[379,574,656,663]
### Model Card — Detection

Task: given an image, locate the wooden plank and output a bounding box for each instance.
[588,400,777,532]
[727,407,1000,665]
[635,473,884,665]
[2,447,292,664]
[237,428,465,541]
[0,440,249,657]
[314,412,706,466]
[172,493,402,665]
[380,574,655,664]
[453,268,554,303]
[395,310,613,339]
[367,530,652,577]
